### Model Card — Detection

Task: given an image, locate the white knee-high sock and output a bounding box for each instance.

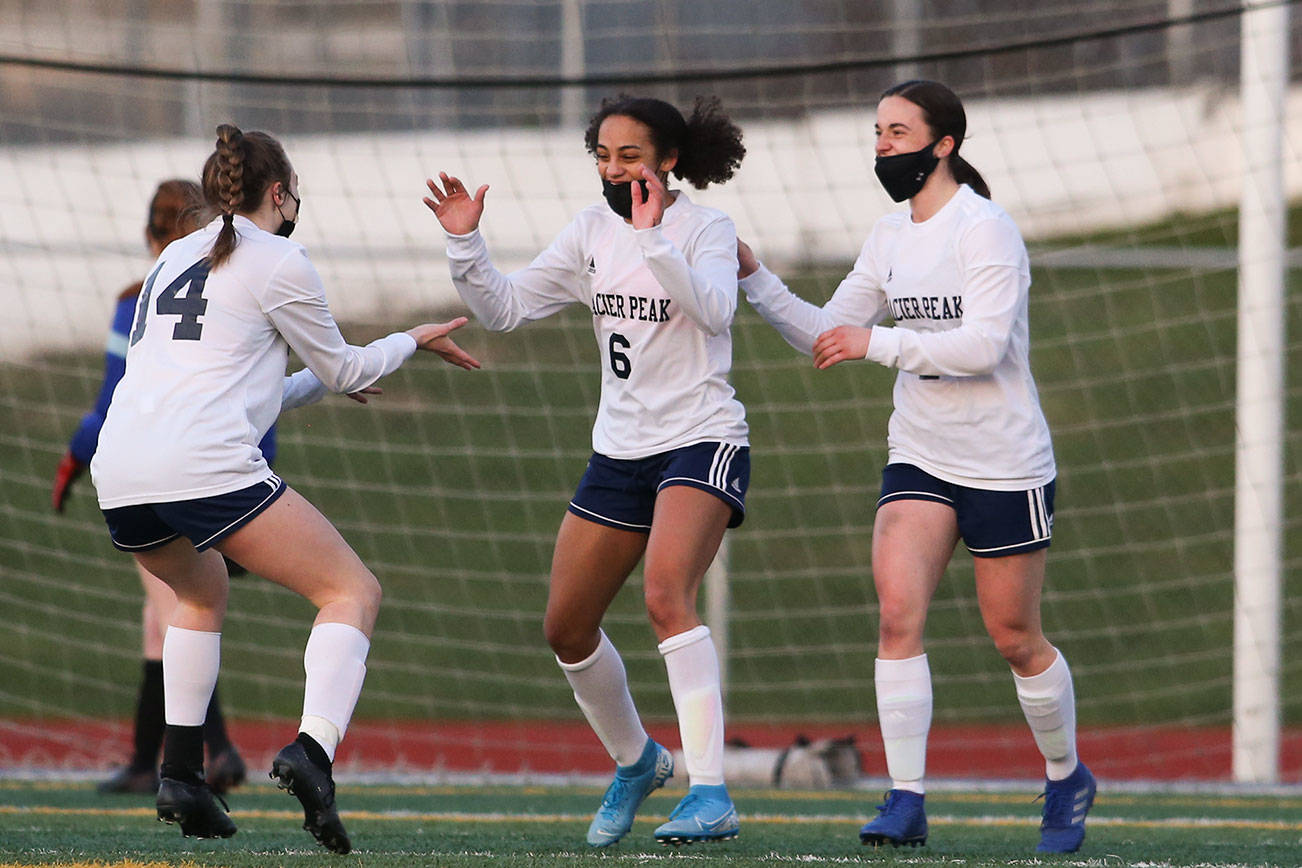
[875,654,932,794]
[299,622,370,762]
[556,630,649,768]
[659,625,724,787]
[1014,648,1079,781]
[162,626,221,727]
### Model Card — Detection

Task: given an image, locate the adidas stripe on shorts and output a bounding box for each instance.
[569,442,750,532]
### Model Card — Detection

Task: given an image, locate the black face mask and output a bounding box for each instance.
[874,138,942,202]
[602,178,649,220]
[275,187,300,237]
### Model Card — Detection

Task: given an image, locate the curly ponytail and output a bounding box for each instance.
[201,123,293,270]
[675,96,746,188]
[584,94,745,190]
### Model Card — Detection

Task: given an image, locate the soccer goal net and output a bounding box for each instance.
[1,0,1298,784]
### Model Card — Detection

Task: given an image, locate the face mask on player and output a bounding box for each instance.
[275,186,300,238]
[874,138,942,202]
[602,177,649,220]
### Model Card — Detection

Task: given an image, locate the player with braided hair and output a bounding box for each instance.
[54,179,257,797]
[91,124,480,852]
[425,94,747,847]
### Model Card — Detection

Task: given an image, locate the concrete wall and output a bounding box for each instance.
[1,85,1293,357]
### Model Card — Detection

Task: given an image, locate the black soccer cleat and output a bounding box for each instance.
[206,746,247,795]
[155,776,236,839]
[270,735,351,855]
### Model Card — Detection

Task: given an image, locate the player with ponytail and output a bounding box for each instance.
[90,124,480,852]
[738,80,1095,854]
[425,95,748,847]
[54,179,254,796]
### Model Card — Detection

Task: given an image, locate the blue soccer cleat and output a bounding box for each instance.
[653,783,740,845]
[1036,763,1097,853]
[586,739,674,847]
[859,789,927,847]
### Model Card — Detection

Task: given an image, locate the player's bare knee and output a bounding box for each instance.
[542,615,572,656]
[173,583,227,615]
[543,618,599,662]
[991,629,1037,670]
[643,586,691,637]
[352,571,382,622]
[877,601,923,648]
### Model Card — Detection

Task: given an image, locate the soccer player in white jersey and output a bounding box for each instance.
[737,81,1095,854]
[54,180,250,797]
[424,95,748,847]
[90,124,480,852]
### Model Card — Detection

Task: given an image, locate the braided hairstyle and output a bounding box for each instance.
[201,123,293,270]
[881,80,991,199]
[583,95,745,189]
[145,179,202,247]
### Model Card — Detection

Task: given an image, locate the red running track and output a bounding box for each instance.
[3,719,1300,782]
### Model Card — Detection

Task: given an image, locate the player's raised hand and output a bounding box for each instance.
[631,165,668,230]
[812,325,872,370]
[406,317,482,370]
[423,173,489,235]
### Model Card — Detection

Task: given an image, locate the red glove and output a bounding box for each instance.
[52,451,87,512]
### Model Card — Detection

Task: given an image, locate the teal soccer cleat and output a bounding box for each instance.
[653,783,740,845]
[1036,763,1096,853]
[586,739,674,847]
[859,789,927,847]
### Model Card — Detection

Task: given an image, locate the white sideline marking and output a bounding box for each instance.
[3,804,1301,833]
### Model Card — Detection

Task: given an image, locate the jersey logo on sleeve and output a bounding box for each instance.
[586,255,597,274]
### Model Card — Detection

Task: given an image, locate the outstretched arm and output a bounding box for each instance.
[425,172,584,331]
[279,318,479,412]
[852,217,1025,376]
[739,239,888,357]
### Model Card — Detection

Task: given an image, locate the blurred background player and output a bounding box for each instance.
[51,179,255,796]
[424,94,748,847]
[89,124,480,851]
[737,80,1095,854]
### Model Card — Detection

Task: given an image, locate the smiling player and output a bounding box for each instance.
[425,94,748,847]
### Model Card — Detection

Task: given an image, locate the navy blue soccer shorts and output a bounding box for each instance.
[877,463,1054,558]
[568,441,750,532]
[102,474,287,553]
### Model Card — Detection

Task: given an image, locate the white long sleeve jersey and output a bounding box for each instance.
[446,192,748,459]
[740,185,1054,489]
[93,215,416,508]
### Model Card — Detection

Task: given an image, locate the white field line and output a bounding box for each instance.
[2,803,1301,832]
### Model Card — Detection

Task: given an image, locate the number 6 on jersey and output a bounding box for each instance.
[608,332,632,379]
